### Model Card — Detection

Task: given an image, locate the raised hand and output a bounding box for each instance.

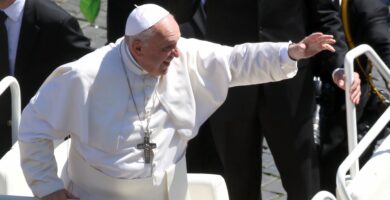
[288,32,336,60]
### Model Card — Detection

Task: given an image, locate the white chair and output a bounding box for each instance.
[312,45,390,200]
[0,139,229,200]
[188,173,229,200]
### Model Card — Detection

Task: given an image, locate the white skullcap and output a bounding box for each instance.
[125,4,170,36]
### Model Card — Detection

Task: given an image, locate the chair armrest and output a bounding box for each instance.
[0,143,32,196]
[188,173,229,200]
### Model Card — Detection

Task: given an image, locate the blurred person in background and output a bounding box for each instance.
[319,0,390,194]
[184,0,356,200]
[0,0,92,157]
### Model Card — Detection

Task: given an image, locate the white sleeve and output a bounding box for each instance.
[174,38,298,126]
[228,42,297,87]
[19,140,64,198]
[180,38,297,88]
[18,65,90,198]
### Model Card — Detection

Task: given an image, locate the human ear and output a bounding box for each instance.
[130,39,143,57]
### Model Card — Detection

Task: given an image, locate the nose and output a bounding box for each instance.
[171,47,179,57]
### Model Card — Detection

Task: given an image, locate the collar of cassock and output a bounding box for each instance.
[120,40,149,76]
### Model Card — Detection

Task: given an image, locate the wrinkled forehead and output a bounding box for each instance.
[153,15,180,38]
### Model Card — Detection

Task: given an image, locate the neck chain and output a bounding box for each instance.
[121,49,159,164]
[125,69,158,136]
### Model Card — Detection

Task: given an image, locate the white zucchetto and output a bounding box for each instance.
[125,4,170,36]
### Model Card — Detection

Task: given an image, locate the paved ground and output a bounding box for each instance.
[54,1,287,199]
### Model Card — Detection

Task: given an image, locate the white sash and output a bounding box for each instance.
[64,147,190,200]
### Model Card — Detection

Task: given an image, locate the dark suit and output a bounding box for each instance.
[185,0,348,199]
[319,0,390,194]
[0,0,92,156]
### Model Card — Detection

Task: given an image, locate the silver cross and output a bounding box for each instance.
[137,135,156,164]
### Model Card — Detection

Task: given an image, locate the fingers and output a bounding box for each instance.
[304,32,324,42]
[301,32,336,56]
[336,79,345,90]
[322,43,336,52]
[336,78,360,104]
[305,33,335,45]
[318,35,336,47]
[350,72,361,104]
[350,86,361,104]
[304,32,334,43]
[350,83,361,104]
[317,34,335,41]
[313,34,336,52]
[333,71,361,104]
[334,70,346,90]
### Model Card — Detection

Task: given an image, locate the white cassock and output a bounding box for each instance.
[18,37,297,200]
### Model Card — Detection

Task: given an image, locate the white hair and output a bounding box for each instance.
[125,27,156,46]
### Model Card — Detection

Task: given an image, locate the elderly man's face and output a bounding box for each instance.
[137,15,181,76]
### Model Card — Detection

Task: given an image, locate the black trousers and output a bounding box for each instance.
[187,66,320,200]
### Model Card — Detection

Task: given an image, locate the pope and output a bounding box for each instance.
[18,4,359,200]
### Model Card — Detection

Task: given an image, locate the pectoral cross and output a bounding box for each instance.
[137,135,156,164]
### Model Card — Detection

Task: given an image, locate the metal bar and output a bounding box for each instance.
[0,76,21,144]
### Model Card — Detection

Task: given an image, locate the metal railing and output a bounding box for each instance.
[0,76,21,144]
[336,44,390,200]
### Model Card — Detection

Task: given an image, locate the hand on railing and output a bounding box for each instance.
[333,69,361,104]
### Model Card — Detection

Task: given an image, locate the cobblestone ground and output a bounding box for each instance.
[54,1,287,199]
